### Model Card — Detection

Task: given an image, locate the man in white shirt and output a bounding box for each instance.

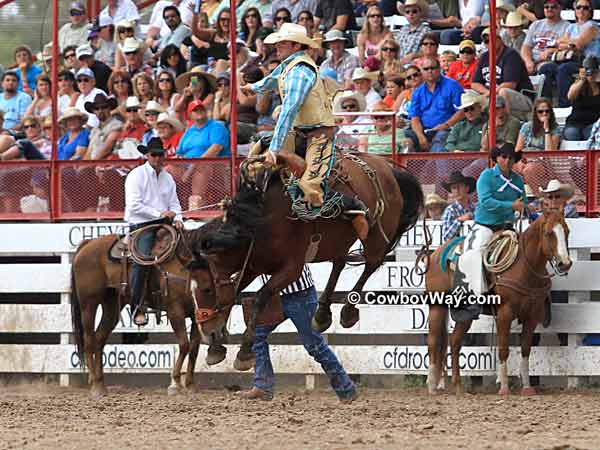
[74,67,106,128]
[99,0,141,36]
[145,0,194,47]
[58,2,92,51]
[125,137,183,325]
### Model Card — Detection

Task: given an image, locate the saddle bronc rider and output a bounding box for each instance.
[455,143,525,320]
[241,23,369,239]
[124,137,184,326]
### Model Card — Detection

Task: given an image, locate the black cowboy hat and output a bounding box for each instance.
[84,93,118,114]
[491,143,522,163]
[137,137,166,155]
[442,171,476,194]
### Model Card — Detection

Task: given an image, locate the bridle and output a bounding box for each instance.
[520,215,569,280]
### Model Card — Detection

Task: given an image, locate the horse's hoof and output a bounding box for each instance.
[311,316,332,333]
[340,304,359,328]
[167,385,181,396]
[521,387,536,396]
[90,385,107,399]
[184,383,199,394]
[206,344,227,366]
[498,386,510,396]
[233,355,256,371]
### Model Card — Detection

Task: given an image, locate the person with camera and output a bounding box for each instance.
[563,55,600,141]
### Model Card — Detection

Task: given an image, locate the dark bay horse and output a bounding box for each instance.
[188,153,424,369]
[425,210,572,395]
[70,226,226,397]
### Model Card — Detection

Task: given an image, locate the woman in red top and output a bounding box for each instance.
[156,113,184,157]
[446,40,479,90]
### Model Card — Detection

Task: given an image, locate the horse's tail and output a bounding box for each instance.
[388,167,424,253]
[70,241,90,369]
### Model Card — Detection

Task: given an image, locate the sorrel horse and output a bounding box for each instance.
[425,210,572,395]
[188,153,424,369]
[70,225,227,397]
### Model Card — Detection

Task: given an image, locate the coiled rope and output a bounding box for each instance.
[129,224,179,266]
[483,230,519,273]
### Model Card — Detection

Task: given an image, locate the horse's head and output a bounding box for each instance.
[539,208,572,275]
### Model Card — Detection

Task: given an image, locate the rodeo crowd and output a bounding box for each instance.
[0,0,596,214]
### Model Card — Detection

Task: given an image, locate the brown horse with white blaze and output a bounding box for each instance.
[425,210,572,395]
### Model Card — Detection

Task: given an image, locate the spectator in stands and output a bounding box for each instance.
[117,96,147,144]
[201,0,221,22]
[192,8,232,65]
[440,50,457,75]
[94,17,117,68]
[272,7,292,30]
[584,114,600,149]
[272,1,317,23]
[154,70,181,115]
[314,0,357,33]
[159,44,188,78]
[358,101,407,153]
[0,116,46,160]
[35,43,55,75]
[501,11,527,52]
[297,9,316,36]
[13,45,42,97]
[156,112,185,157]
[146,0,194,49]
[320,30,360,88]
[445,91,487,152]
[84,93,123,159]
[472,28,534,121]
[114,20,137,70]
[539,179,578,217]
[108,71,133,108]
[357,6,392,65]
[516,97,561,151]
[241,7,263,52]
[398,65,422,117]
[57,107,90,160]
[406,56,464,152]
[383,75,405,111]
[414,32,440,68]
[177,99,230,157]
[132,73,155,109]
[76,44,111,93]
[175,67,217,119]
[99,0,140,33]
[377,39,402,78]
[555,0,600,107]
[141,101,166,145]
[74,67,106,128]
[439,0,486,45]
[563,56,600,140]
[256,58,282,132]
[395,0,431,64]
[478,0,516,41]
[447,40,479,89]
[481,95,521,151]
[213,72,231,122]
[59,2,92,52]
[521,0,570,100]
[58,70,80,115]
[352,67,382,111]
[24,74,52,121]
[424,193,448,220]
[334,91,371,149]
[157,5,192,53]
[0,72,32,131]
[238,0,271,27]
[62,46,79,73]
[120,38,154,78]
[441,171,476,241]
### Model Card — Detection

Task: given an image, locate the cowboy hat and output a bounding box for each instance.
[36,43,53,62]
[76,44,94,60]
[84,93,118,113]
[351,67,378,81]
[333,90,367,113]
[496,0,516,12]
[491,143,523,163]
[442,171,476,194]
[156,112,184,131]
[456,90,487,110]
[425,193,448,208]
[263,22,319,49]
[539,179,575,198]
[119,37,142,53]
[125,96,141,109]
[323,29,347,44]
[175,66,217,93]
[145,100,166,114]
[399,0,429,15]
[58,107,88,124]
[502,11,527,27]
[116,19,134,30]
[137,137,167,155]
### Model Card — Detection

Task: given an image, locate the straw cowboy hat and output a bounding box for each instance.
[456,90,487,110]
[333,90,367,113]
[425,193,448,208]
[502,11,527,27]
[58,107,88,125]
[263,22,319,49]
[125,96,141,109]
[442,171,476,194]
[351,67,378,81]
[175,66,217,93]
[119,37,142,53]
[156,112,184,132]
[144,100,166,114]
[36,43,53,62]
[539,179,575,198]
[399,0,429,15]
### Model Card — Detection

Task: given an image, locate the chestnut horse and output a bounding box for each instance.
[187,154,424,370]
[70,226,226,397]
[425,210,572,395]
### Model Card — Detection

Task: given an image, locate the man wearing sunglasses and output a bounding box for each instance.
[83,93,123,159]
[59,2,92,52]
[73,67,107,128]
[447,39,479,89]
[320,29,359,88]
[521,0,569,100]
[99,0,140,37]
[125,137,183,326]
[395,0,431,63]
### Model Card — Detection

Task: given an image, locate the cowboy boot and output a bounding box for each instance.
[236,386,273,401]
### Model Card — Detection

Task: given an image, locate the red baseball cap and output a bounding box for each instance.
[187,99,206,114]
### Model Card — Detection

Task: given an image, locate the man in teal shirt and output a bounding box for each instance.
[456,144,525,318]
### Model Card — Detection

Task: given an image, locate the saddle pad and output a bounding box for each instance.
[108,235,129,261]
[440,236,465,273]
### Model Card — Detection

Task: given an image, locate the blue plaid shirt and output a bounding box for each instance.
[250,51,317,153]
[441,200,474,241]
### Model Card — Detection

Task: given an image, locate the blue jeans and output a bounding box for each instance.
[542,61,579,107]
[129,223,156,310]
[563,123,594,141]
[252,286,357,400]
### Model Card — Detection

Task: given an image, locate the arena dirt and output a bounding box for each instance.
[1,384,599,450]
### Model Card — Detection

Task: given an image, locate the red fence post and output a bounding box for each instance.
[50,0,60,220]
[229,0,238,196]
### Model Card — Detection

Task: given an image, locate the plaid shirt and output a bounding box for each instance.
[441,200,474,241]
[251,51,317,153]
[320,50,360,85]
[393,22,431,59]
[586,119,600,150]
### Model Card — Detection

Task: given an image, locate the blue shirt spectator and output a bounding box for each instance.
[0,72,32,130]
[176,120,230,158]
[408,74,463,130]
[58,128,90,160]
[16,65,42,94]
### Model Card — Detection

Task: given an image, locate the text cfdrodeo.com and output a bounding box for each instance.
[346,287,500,309]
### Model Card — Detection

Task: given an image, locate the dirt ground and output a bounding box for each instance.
[1,383,599,450]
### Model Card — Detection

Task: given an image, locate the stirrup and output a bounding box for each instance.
[132,305,148,327]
